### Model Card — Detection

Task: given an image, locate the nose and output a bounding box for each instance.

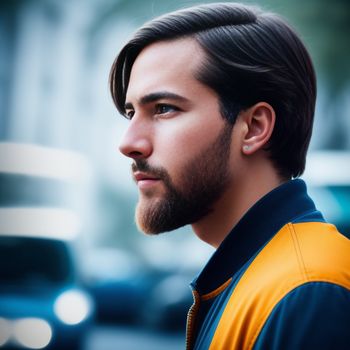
[119,118,152,159]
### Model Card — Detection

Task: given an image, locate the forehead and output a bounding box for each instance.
[126,38,207,101]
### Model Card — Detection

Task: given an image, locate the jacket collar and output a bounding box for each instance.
[191,179,323,295]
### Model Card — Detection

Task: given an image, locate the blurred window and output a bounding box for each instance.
[0,237,74,286]
[0,173,74,207]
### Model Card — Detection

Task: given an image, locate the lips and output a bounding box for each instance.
[133,171,161,189]
[133,171,159,182]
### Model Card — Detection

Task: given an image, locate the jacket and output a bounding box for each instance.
[186,179,350,350]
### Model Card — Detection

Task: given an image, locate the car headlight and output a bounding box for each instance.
[13,318,52,349]
[54,289,93,325]
[0,317,11,347]
[0,317,52,349]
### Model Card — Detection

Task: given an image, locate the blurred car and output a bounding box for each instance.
[83,248,149,325]
[86,259,192,331]
[0,142,94,349]
[140,273,193,332]
[0,233,94,350]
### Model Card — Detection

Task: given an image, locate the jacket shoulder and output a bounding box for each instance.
[208,222,350,350]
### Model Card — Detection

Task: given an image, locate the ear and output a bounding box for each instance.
[240,102,275,155]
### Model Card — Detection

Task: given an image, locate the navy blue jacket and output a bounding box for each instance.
[186,180,350,350]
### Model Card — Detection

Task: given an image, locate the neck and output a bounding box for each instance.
[192,160,285,248]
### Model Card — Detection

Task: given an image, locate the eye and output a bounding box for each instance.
[125,110,135,120]
[155,104,179,115]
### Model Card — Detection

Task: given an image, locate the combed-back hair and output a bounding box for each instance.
[110,2,316,179]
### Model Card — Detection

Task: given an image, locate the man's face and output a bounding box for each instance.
[119,38,235,234]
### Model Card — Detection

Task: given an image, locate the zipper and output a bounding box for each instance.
[186,288,200,350]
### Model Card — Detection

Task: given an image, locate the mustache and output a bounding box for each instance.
[131,159,169,180]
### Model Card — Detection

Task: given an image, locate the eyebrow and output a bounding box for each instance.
[124,91,190,110]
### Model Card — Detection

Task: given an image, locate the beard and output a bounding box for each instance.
[132,122,233,235]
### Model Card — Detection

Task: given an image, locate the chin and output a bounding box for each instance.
[135,201,158,235]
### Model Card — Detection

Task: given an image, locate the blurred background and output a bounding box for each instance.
[0,0,349,349]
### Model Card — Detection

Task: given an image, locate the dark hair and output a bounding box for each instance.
[109,2,316,179]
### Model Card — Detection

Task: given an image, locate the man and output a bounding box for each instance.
[110,3,350,349]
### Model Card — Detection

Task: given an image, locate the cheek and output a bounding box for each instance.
[153,118,223,174]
